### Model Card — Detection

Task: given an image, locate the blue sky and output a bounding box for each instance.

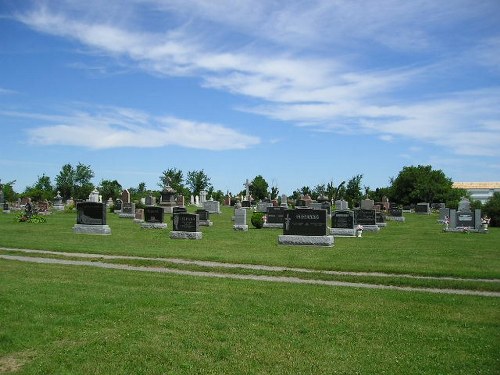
[1,0,499,196]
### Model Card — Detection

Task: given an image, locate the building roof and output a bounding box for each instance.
[452,182,500,189]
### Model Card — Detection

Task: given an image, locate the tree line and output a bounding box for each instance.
[0,163,494,210]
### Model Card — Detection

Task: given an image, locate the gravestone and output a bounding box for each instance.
[145,195,156,206]
[88,189,100,203]
[335,200,348,211]
[280,194,288,208]
[173,206,187,215]
[37,201,49,213]
[121,189,130,204]
[263,206,285,228]
[278,209,333,247]
[415,203,430,215]
[256,201,273,213]
[196,209,213,226]
[458,198,471,212]
[160,182,176,213]
[3,202,10,214]
[73,202,111,235]
[114,199,122,212]
[141,206,167,229]
[445,208,483,233]
[203,200,221,214]
[199,191,208,204]
[330,210,355,236]
[360,199,374,210]
[176,195,185,207]
[295,199,307,207]
[134,208,144,223]
[241,200,251,208]
[119,202,136,218]
[439,207,450,223]
[353,209,380,232]
[53,191,64,211]
[376,211,387,228]
[170,213,202,239]
[233,208,248,231]
[387,208,405,222]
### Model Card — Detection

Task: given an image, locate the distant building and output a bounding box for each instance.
[452,182,500,204]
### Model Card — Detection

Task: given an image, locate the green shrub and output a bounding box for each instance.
[251,212,265,229]
[483,192,500,227]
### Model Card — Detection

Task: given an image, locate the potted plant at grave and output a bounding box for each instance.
[251,212,265,229]
[356,225,363,237]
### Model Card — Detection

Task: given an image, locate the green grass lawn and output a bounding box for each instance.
[1,207,499,373]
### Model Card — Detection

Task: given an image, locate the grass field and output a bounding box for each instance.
[0,207,499,374]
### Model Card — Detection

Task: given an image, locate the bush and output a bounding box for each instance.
[483,192,500,227]
[251,212,265,229]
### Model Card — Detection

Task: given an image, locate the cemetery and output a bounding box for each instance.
[1,173,499,374]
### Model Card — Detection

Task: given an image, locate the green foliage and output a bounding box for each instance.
[270,186,279,200]
[250,175,269,200]
[390,165,460,206]
[345,174,363,208]
[186,170,211,196]
[251,211,265,229]
[23,174,54,202]
[98,179,122,201]
[15,212,47,223]
[1,180,18,202]
[159,168,184,193]
[55,163,95,200]
[483,192,500,227]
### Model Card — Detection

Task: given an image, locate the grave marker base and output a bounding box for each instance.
[330,228,356,237]
[263,223,283,229]
[233,224,248,231]
[278,235,334,247]
[387,216,405,222]
[141,223,167,229]
[118,213,135,219]
[360,225,380,232]
[199,220,213,227]
[170,231,202,239]
[73,224,111,235]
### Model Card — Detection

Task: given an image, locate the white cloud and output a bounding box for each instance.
[3,107,259,150]
[13,1,500,157]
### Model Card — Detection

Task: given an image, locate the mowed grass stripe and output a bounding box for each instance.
[2,254,500,298]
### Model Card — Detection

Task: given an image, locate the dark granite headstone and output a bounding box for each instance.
[456,212,475,228]
[173,206,187,215]
[115,199,122,211]
[242,200,251,208]
[121,202,134,214]
[376,212,385,223]
[77,202,107,225]
[295,199,307,207]
[283,209,327,236]
[144,207,164,223]
[354,209,376,226]
[173,213,199,232]
[196,209,210,221]
[415,203,430,214]
[332,210,354,229]
[389,208,403,217]
[266,206,285,224]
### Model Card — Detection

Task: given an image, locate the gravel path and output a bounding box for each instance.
[1,248,499,298]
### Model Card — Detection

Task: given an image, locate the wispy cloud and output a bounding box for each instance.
[2,106,259,150]
[13,1,500,157]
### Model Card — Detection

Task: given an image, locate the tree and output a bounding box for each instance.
[270,186,279,200]
[24,174,54,202]
[55,164,75,200]
[389,165,464,206]
[74,163,95,199]
[312,184,326,200]
[55,163,95,200]
[345,174,363,208]
[159,168,184,193]
[1,180,17,202]
[482,192,500,227]
[98,180,122,201]
[250,175,269,200]
[186,170,211,197]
